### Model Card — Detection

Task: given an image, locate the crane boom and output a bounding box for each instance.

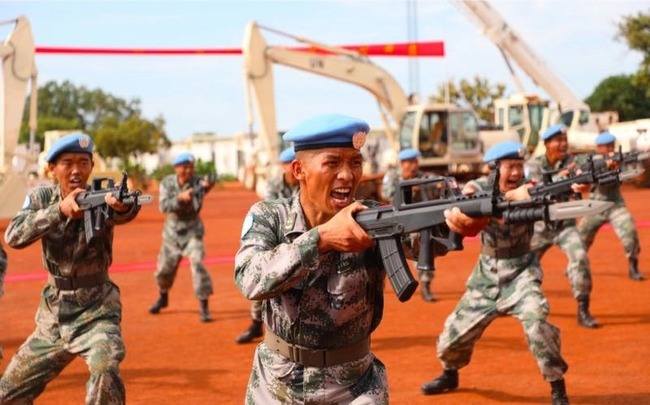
[1,15,38,174]
[243,20,409,168]
[455,0,590,127]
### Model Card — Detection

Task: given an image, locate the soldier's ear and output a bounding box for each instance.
[291,160,305,180]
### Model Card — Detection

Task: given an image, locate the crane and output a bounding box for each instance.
[242,21,511,197]
[1,15,38,218]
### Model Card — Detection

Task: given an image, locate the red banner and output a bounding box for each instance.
[35,41,444,57]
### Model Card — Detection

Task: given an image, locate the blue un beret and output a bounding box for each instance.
[595,132,616,146]
[483,140,527,163]
[279,147,296,163]
[283,114,370,152]
[45,132,94,163]
[542,123,568,141]
[398,148,421,161]
[172,152,195,166]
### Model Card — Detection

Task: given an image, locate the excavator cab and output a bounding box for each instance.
[398,105,482,173]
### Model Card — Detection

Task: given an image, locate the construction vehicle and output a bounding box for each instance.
[455,0,650,186]
[242,21,516,198]
[1,16,38,219]
[455,1,650,152]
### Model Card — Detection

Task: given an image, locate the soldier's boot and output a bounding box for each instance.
[550,379,570,405]
[577,295,598,329]
[148,291,168,314]
[421,369,458,395]
[420,281,437,302]
[235,320,264,344]
[199,299,213,323]
[629,258,645,281]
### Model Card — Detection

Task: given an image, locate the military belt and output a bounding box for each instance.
[48,273,109,291]
[264,330,370,368]
[481,244,531,259]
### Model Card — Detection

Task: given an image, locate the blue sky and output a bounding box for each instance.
[2,0,648,141]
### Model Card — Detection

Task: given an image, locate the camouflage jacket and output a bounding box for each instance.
[159,174,207,240]
[466,177,537,295]
[4,185,138,277]
[381,169,442,203]
[235,193,388,349]
[525,153,578,227]
[265,174,299,200]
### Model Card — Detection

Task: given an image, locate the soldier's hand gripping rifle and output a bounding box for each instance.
[190,171,218,211]
[354,165,613,302]
[75,171,154,242]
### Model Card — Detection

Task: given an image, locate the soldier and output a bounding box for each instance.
[0,133,141,404]
[421,140,570,405]
[525,124,598,328]
[382,148,441,301]
[0,241,6,362]
[148,152,216,322]
[235,147,299,344]
[234,113,487,404]
[577,132,644,280]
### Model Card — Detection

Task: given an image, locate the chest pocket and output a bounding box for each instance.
[326,253,369,313]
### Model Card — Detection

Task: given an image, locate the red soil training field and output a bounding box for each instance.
[1,182,649,404]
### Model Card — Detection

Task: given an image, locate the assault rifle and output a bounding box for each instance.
[528,154,642,200]
[75,171,154,242]
[354,167,613,302]
[190,171,218,211]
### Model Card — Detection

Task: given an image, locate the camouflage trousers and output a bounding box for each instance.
[154,235,213,300]
[0,282,125,404]
[578,203,640,261]
[531,222,592,298]
[436,267,568,382]
[244,343,388,404]
[250,300,263,322]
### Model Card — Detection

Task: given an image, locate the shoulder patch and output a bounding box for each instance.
[240,214,254,239]
[21,195,31,209]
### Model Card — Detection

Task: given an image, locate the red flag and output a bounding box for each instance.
[35,41,444,57]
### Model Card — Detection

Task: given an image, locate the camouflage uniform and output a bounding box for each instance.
[0,184,139,404]
[577,177,640,262]
[436,178,568,382]
[154,174,213,300]
[526,154,592,299]
[247,175,300,323]
[381,168,441,284]
[235,193,408,404]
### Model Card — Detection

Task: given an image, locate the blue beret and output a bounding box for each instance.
[172,152,195,166]
[542,123,568,141]
[45,132,94,163]
[398,148,421,161]
[279,147,296,163]
[283,114,370,151]
[483,140,527,163]
[595,132,616,146]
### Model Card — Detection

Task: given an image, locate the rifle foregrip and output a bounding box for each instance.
[503,207,546,223]
[378,237,418,302]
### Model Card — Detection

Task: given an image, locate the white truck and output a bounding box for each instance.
[242,21,515,198]
[1,16,38,218]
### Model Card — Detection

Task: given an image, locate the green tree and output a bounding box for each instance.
[616,11,650,91]
[428,76,506,124]
[585,74,650,121]
[20,80,169,163]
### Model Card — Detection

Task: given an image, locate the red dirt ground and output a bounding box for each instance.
[1,182,649,405]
